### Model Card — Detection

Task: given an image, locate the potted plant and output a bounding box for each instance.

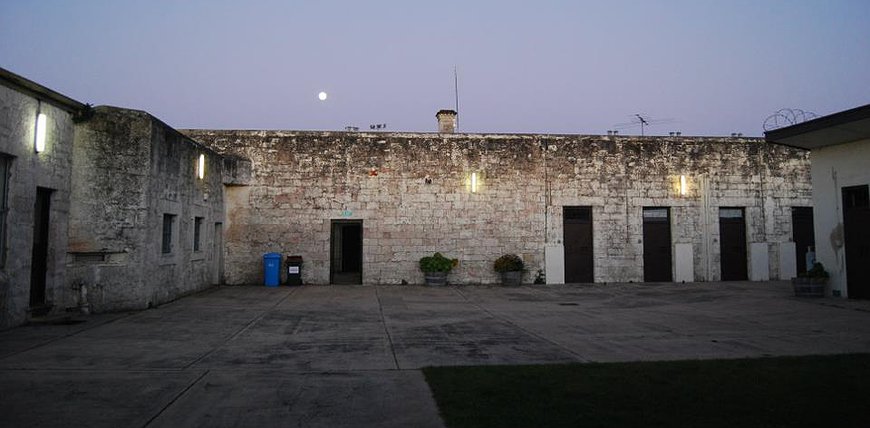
[792,262,829,297]
[419,252,458,286]
[494,254,524,286]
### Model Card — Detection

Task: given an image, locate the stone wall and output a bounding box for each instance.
[183,130,812,285]
[0,82,76,328]
[68,107,225,311]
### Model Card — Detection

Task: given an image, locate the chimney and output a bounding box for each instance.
[436,109,457,133]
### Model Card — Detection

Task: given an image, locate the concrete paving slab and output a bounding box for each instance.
[148,370,445,428]
[0,369,205,428]
[0,313,129,359]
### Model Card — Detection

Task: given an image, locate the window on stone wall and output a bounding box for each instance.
[162,214,176,254]
[193,217,204,252]
[0,154,11,267]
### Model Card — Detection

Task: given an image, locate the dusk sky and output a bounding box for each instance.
[2,0,869,136]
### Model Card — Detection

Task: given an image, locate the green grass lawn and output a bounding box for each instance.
[423,354,870,428]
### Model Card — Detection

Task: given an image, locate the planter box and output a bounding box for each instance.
[424,271,448,286]
[501,271,522,286]
[792,277,826,297]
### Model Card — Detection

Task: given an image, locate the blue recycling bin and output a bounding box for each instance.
[263,252,282,287]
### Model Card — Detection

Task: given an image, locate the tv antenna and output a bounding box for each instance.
[454,66,460,132]
[613,114,674,136]
[762,108,818,132]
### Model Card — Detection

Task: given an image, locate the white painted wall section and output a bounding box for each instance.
[674,243,694,283]
[779,242,797,280]
[749,242,770,281]
[545,244,565,284]
[809,139,870,297]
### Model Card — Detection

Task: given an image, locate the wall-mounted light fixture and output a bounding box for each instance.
[35,113,47,153]
[679,175,688,196]
[465,171,483,193]
[197,154,205,179]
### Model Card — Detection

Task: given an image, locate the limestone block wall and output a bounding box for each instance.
[185,130,811,285]
[69,107,225,311]
[0,82,75,328]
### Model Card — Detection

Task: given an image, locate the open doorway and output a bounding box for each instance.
[30,187,52,311]
[330,220,363,284]
[791,207,815,275]
[719,207,747,281]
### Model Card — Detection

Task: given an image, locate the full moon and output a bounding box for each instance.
[318,91,328,101]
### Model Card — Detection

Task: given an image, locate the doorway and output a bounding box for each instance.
[719,207,747,281]
[330,220,363,284]
[842,185,870,299]
[563,206,593,283]
[791,207,815,275]
[643,207,673,282]
[30,187,52,309]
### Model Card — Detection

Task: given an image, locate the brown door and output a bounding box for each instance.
[643,207,672,282]
[719,207,747,281]
[791,207,815,275]
[564,206,593,283]
[330,220,363,284]
[842,185,870,299]
[30,188,52,308]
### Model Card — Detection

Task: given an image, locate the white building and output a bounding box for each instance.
[766,104,870,298]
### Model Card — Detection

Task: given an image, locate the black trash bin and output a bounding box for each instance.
[286,255,303,285]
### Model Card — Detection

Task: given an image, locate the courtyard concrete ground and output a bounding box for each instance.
[2,281,870,427]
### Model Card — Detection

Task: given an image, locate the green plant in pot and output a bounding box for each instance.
[420,252,458,286]
[792,262,829,297]
[493,254,524,286]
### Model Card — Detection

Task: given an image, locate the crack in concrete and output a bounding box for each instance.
[375,286,401,370]
[182,287,298,370]
[141,369,209,428]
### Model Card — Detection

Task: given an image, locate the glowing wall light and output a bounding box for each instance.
[35,113,47,153]
[679,175,688,196]
[471,172,478,193]
[197,154,205,179]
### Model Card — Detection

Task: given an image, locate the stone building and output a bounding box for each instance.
[0,68,226,329]
[0,66,819,329]
[184,121,812,286]
[67,106,226,312]
[0,68,82,329]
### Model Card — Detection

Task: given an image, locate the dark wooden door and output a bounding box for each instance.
[842,185,870,299]
[719,207,747,281]
[791,207,815,275]
[643,207,672,282]
[30,188,52,308]
[330,220,363,284]
[564,206,593,283]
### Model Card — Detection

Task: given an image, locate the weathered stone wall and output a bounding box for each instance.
[69,107,225,311]
[183,130,811,285]
[0,82,75,328]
